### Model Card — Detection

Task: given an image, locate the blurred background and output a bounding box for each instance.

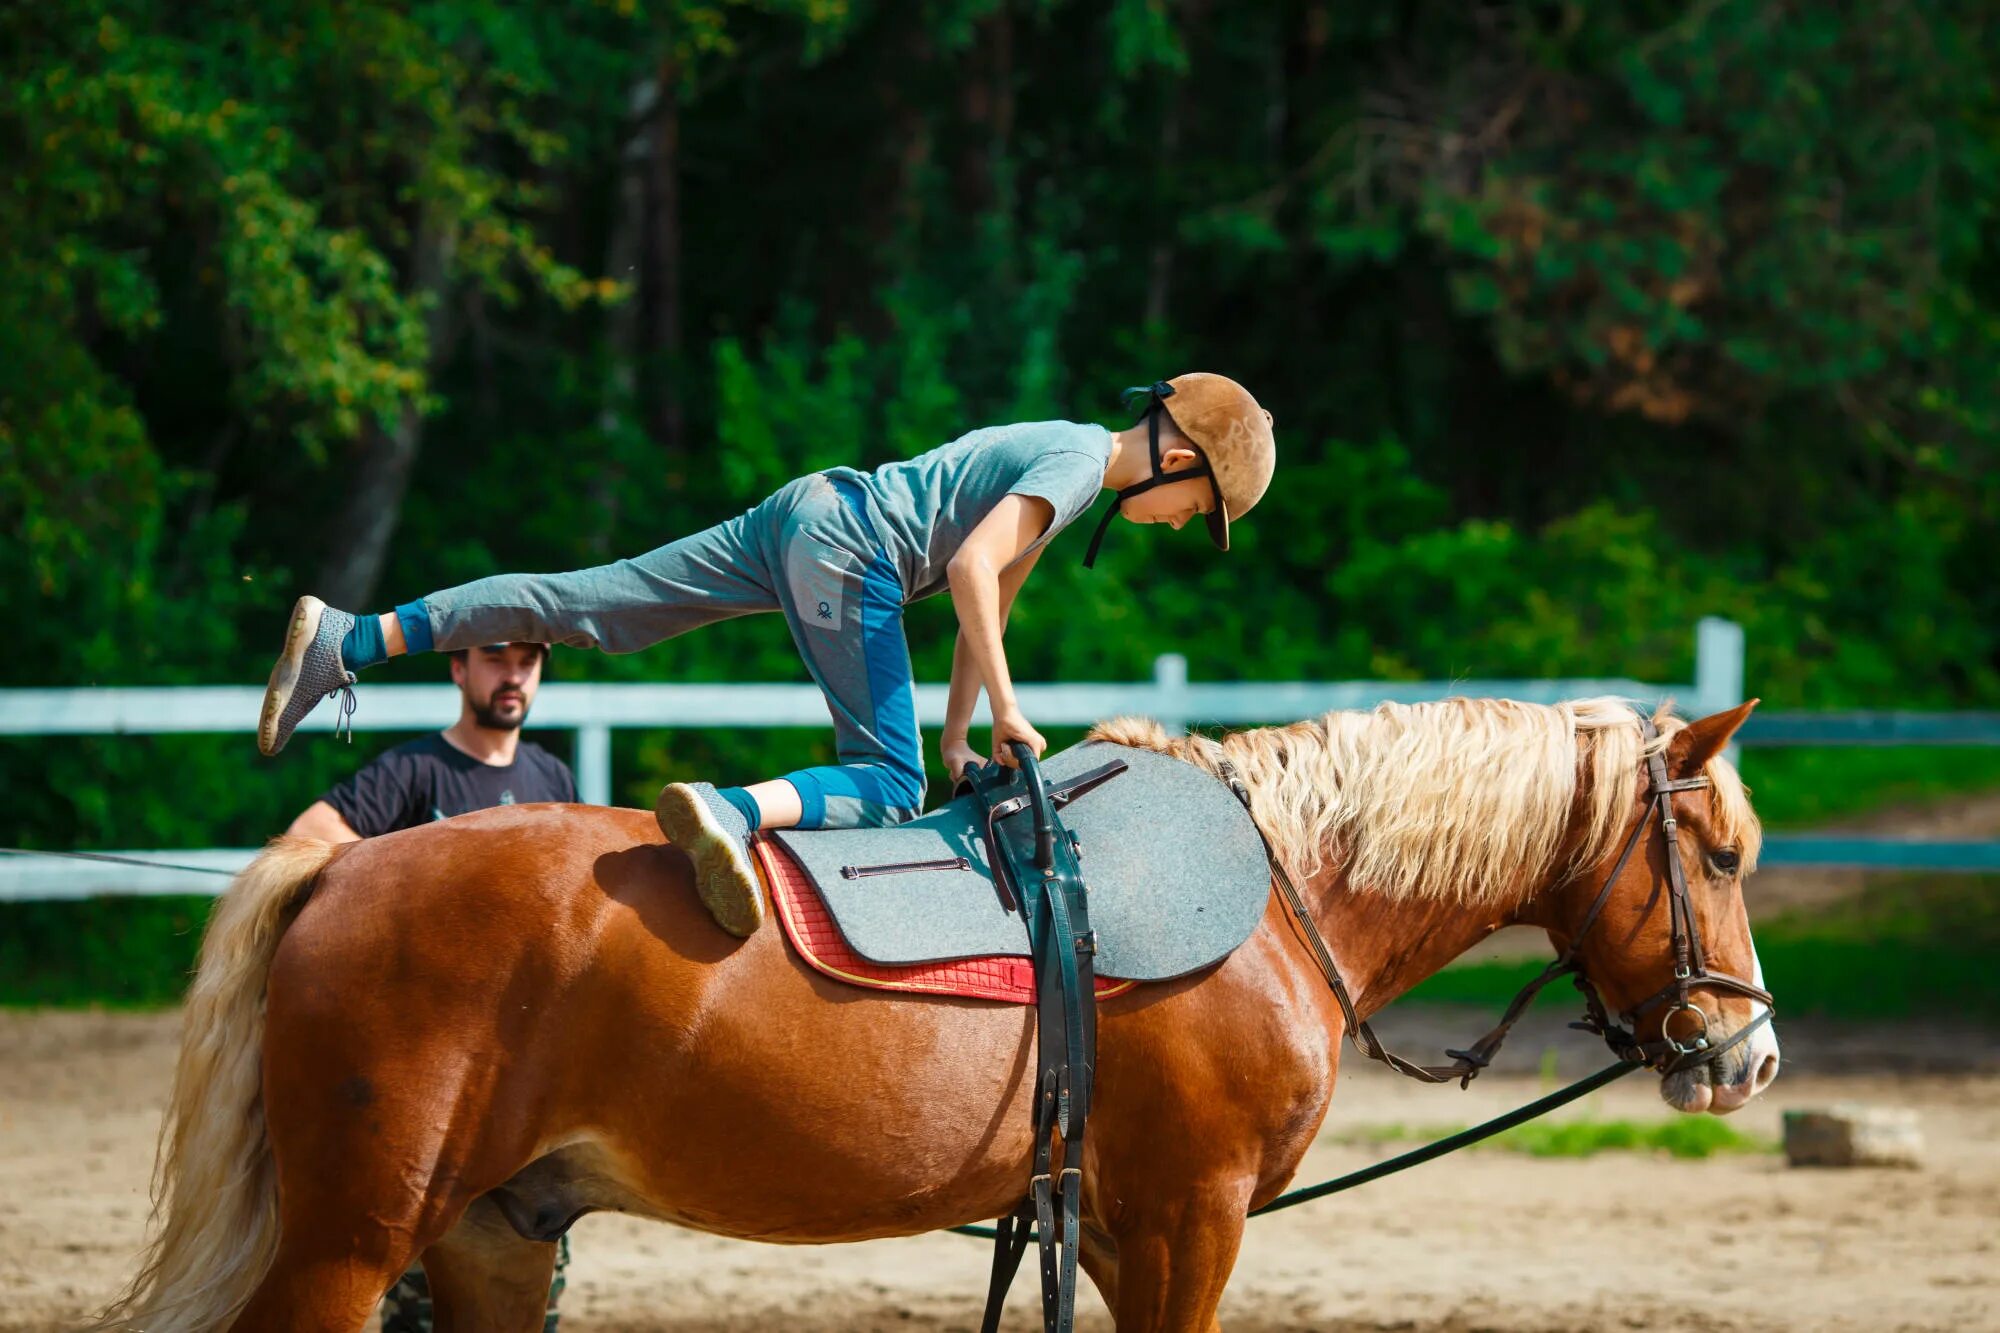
[3,4,1998,1327]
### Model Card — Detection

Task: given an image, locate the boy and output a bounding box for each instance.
[259,374,1275,936]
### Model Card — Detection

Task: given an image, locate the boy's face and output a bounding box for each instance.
[451,644,546,731]
[1119,449,1216,531]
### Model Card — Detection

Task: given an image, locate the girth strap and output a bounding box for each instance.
[968,745,1100,1333]
[980,1202,1036,1333]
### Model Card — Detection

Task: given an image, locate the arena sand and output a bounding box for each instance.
[4,1006,1995,1332]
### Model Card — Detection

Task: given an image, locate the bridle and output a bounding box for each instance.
[1221,712,1775,1087]
[1570,716,1776,1071]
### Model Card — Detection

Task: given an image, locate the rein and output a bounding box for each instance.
[0,847,240,877]
[950,1059,1641,1242]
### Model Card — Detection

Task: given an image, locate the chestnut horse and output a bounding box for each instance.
[100,697,1778,1332]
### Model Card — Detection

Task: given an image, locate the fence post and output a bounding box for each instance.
[1154,653,1190,735]
[576,723,612,806]
[1695,616,1745,764]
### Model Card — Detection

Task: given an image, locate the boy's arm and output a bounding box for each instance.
[942,543,1044,776]
[941,636,984,780]
[946,494,1053,769]
[997,543,1043,622]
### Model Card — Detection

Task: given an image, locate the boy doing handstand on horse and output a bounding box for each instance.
[258,375,1275,937]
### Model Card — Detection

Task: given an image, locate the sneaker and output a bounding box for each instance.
[258,595,359,756]
[654,782,765,937]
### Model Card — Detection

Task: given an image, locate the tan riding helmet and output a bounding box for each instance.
[1158,372,1277,553]
[1083,372,1277,567]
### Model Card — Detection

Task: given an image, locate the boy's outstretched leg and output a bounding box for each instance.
[258,506,775,756]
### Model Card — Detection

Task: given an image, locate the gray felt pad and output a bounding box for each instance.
[771,741,1272,981]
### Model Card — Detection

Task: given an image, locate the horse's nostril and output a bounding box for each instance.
[1753,1052,1779,1091]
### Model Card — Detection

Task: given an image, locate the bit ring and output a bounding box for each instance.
[1661,1002,1711,1056]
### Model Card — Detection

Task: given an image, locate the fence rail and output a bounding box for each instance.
[0,667,1718,798]
[1758,837,2000,872]
[3,617,1997,899]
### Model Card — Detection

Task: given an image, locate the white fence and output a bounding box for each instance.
[0,619,1747,900]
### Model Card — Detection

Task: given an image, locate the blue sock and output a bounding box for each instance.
[341,614,387,671]
[394,600,435,655]
[716,786,762,831]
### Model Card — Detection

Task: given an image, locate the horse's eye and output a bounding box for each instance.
[1709,848,1741,876]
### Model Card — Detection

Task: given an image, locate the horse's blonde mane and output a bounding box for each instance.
[1089,696,1760,909]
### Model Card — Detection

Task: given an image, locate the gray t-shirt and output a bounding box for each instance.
[836,420,1112,602]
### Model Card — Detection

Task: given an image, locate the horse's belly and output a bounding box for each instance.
[584,987,1044,1241]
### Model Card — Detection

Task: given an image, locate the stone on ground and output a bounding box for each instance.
[1782,1104,1924,1168]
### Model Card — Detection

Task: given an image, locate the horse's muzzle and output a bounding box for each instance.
[1659,1018,1781,1115]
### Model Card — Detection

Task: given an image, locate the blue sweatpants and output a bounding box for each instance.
[417,473,925,828]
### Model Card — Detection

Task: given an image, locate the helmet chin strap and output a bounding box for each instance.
[1082,380,1217,569]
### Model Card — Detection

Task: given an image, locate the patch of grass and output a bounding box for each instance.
[1330,1117,1774,1160]
[1408,936,2000,1024]
[1747,871,2000,1022]
[1764,872,2000,948]
[1736,747,2000,830]
[0,896,210,1008]
[1405,959,1577,1011]
[1494,1116,1772,1159]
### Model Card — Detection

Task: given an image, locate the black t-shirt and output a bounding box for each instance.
[321,733,578,837]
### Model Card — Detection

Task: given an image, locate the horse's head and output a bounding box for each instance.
[1533,702,1779,1115]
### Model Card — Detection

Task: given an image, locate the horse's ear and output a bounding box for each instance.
[1666,699,1759,775]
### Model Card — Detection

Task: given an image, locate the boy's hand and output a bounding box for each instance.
[991,708,1048,768]
[941,735,984,782]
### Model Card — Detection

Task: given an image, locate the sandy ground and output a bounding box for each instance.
[4,1004,1997,1333]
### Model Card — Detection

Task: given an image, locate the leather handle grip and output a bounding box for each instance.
[1008,740,1057,871]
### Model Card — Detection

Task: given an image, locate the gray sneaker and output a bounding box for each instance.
[258,595,359,756]
[654,782,765,937]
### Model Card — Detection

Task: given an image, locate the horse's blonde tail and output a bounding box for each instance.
[92,835,338,1332]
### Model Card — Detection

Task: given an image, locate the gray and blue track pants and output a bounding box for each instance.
[418,473,924,828]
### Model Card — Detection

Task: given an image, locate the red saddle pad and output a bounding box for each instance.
[753,834,1138,1004]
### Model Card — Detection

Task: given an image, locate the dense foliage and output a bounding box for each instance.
[5,0,1997,861]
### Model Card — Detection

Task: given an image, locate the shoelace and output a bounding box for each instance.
[330,672,358,742]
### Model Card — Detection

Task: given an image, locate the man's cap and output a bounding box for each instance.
[452,641,551,658]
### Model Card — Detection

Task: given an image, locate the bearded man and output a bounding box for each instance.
[287,642,575,839]
[284,640,577,1333]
